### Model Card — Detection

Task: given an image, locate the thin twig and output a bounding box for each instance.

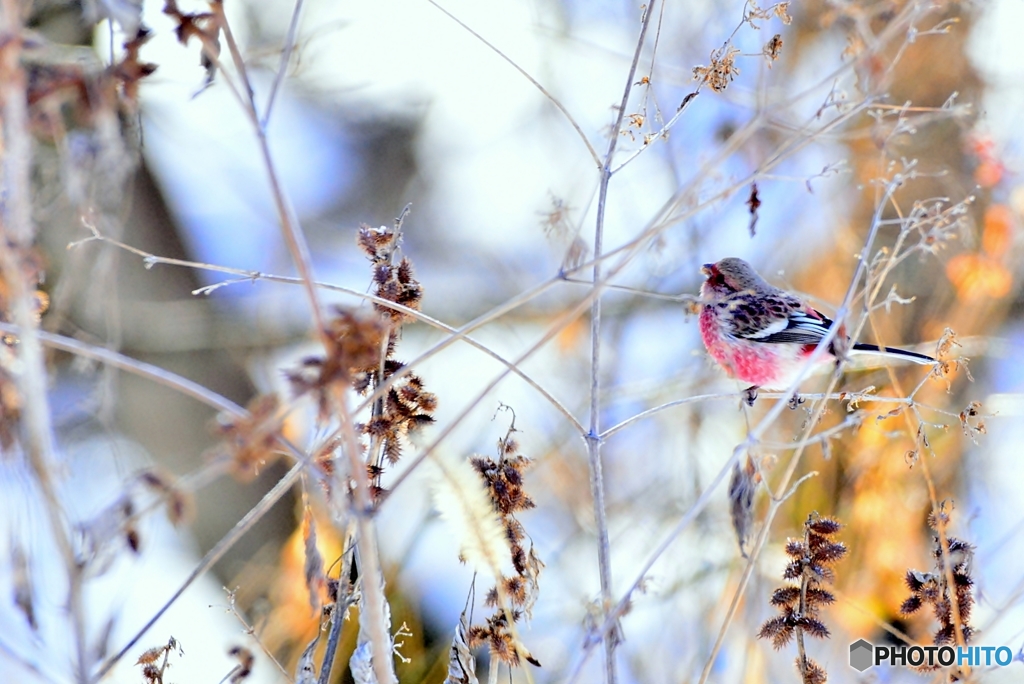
[225,588,292,681]
[425,0,601,168]
[335,391,397,684]
[317,591,353,684]
[586,5,657,680]
[558,276,699,303]
[563,443,745,684]
[600,392,743,439]
[609,89,700,174]
[211,2,327,339]
[262,0,305,127]
[0,323,245,417]
[564,98,874,284]
[758,416,864,454]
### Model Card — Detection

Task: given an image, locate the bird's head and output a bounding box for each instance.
[701,257,767,296]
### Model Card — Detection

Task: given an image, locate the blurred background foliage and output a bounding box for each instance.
[3,0,1024,682]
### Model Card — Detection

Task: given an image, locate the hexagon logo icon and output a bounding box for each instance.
[849,639,874,671]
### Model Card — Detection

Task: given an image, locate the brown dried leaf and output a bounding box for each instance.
[302,509,326,614]
[729,456,759,556]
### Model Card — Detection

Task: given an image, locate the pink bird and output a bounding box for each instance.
[699,257,934,396]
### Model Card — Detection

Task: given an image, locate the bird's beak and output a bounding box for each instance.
[701,263,714,277]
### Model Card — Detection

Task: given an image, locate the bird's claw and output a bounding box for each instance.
[743,386,759,406]
[788,394,805,410]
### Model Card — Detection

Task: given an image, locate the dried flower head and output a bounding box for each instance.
[467,610,540,668]
[764,34,784,64]
[357,223,423,324]
[759,513,846,683]
[745,0,792,27]
[957,400,986,444]
[900,505,975,659]
[347,215,436,497]
[212,394,283,481]
[693,46,741,93]
[539,194,574,239]
[463,410,543,670]
[135,637,182,684]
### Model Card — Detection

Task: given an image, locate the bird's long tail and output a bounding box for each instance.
[850,343,935,365]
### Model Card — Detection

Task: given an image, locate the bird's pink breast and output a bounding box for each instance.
[699,306,813,388]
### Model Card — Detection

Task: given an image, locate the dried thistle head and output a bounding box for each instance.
[759,513,846,681]
[135,636,182,684]
[797,658,827,684]
[900,506,976,661]
[356,222,423,321]
[458,412,544,673]
[212,394,283,481]
[285,307,388,418]
[357,223,400,261]
[350,216,436,498]
[467,612,540,668]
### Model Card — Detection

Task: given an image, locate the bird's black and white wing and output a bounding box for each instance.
[716,291,833,345]
[755,309,836,345]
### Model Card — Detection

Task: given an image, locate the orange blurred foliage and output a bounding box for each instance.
[946,253,1012,299]
[945,204,1016,299]
[969,135,1005,188]
[981,204,1014,257]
